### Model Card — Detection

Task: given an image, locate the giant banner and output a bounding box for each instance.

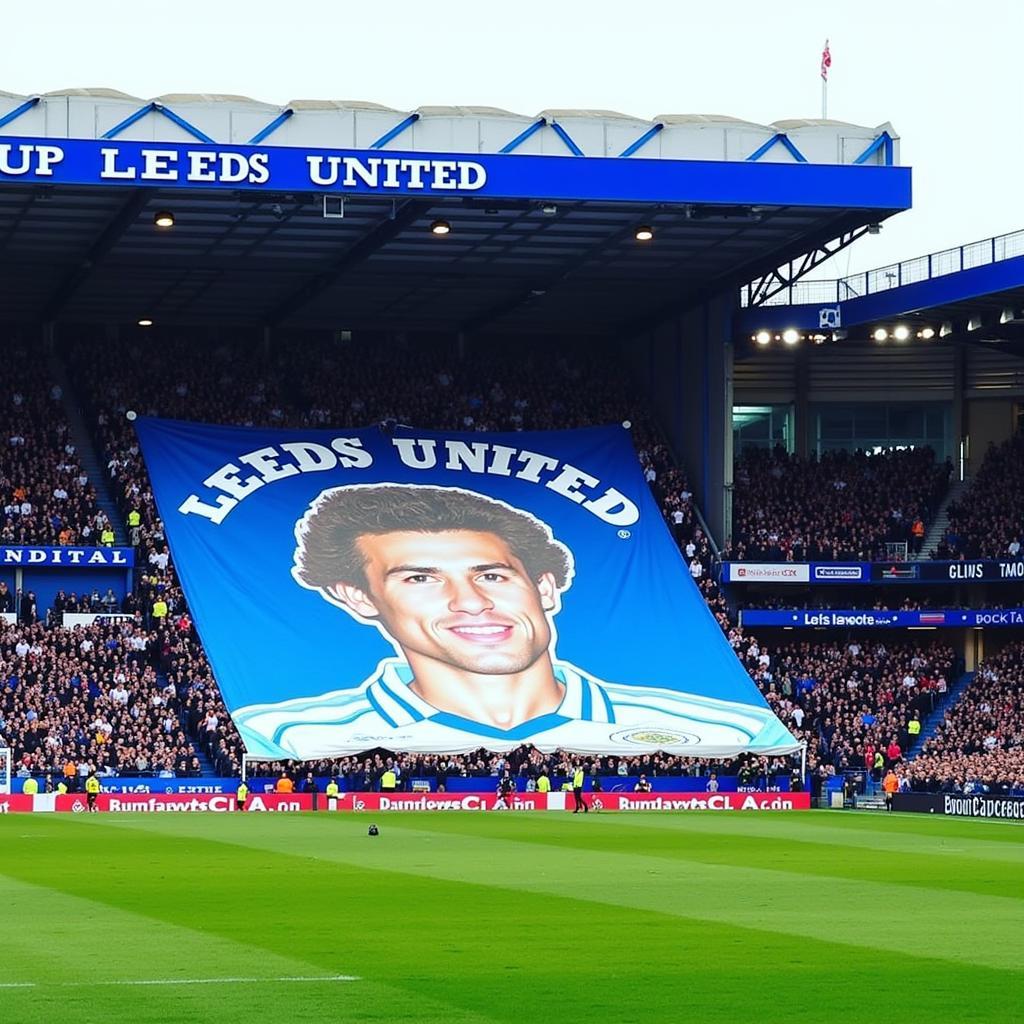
[136,420,797,761]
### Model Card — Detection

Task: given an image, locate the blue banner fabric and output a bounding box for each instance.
[135,419,797,760]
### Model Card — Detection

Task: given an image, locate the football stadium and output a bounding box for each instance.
[1,15,1023,1024]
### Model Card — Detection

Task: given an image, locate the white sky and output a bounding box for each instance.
[3,0,1020,276]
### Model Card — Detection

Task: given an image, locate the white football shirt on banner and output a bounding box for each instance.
[234,660,794,759]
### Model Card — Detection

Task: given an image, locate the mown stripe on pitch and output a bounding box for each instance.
[63,813,1024,973]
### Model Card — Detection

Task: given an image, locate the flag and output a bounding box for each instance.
[821,39,832,81]
[919,613,947,626]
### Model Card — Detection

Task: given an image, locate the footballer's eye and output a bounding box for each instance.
[477,572,506,583]
[402,574,435,584]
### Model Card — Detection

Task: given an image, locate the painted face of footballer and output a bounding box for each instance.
[334,530,558,678]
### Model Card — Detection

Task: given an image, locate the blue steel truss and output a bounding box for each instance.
[743,227,1024,308]
[247,108,293,145]
[618,123,663,157]
[0,95,40,131]
[101,102,215,144]
[744,227,872,306]
[0,95,897,170]
[499,117,584,155]
[745,133,807,163]
[369,113,420,149]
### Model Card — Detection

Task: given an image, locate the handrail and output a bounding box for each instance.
[742,226,1024,307]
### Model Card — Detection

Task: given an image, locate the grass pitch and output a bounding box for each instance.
[0,810,1021,1023]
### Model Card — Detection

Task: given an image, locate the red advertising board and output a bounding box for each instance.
[322,791,811,812]
[586,792,811,811]
[0,794,36,813]
[329,792,546,812]
[53,793,314,813]
[2,790,810,813]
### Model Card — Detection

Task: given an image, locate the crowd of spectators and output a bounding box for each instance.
[728,446,951,562]
[934,435,1024,560]
[1,337,1018,797]
[244,748,795,792]
[734,636,953,776]
[905,641,1024,794]
[0,346,109,550]
[0,617,202,783]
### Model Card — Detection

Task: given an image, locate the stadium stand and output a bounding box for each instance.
[0,617,201,783]
[933,435,1024,559]
[728,446,951,561]
[1,345,107,552]
[907,641,1024,793]
[0,338,1009,797]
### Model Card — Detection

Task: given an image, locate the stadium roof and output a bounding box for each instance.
[736,228,1024,358]
[0,91,910,335]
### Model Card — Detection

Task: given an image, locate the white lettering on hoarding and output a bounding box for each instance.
[306,155,486,191]
[731,563,810,583]
[943,795,1024,819]
[0,143,64,177]
[100,147,270,185]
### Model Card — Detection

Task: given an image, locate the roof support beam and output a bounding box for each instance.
[744,225,872,306]
[39,188,151,321]
[265,199,432,325]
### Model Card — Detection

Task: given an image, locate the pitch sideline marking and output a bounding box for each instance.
[0,975,359,990]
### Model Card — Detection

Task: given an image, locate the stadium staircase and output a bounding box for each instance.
[907,670,975,758]
[915,477,970,560]
[165,668,219,776]
[48,355,127,544]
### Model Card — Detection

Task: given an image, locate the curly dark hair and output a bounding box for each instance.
[294,484,573,592]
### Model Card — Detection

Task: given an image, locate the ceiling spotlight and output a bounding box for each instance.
[126,410,137,422]
[920,327,935,340]
[781,329,800,345]
[635,225,654,242]
[867,223,882,235]
[812,333,827,344]
[153,210,174,228]
[430,219,451,236]
[968,316,983,331]
[541,204,558,216]
[873,328,888,342]
[622,420,632,429]
[893,325,910,341]
[940,321,953,337]
[137,318,153,327]
[755,330,771,346]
